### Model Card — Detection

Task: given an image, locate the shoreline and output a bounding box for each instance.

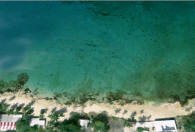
[0,91,194,123]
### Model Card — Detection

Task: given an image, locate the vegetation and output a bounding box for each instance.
[127,111,137,123]
[0,101,84,132]
[18,111,85,132]
[114,108,121,114]
[89,112,110,132]
[122,58,195,106]
[16,73,29,90]
[46,112,84,132]
[105,90,133,104]
[0,100,44,132]
[46,111,110,132]
[0,73,195,132]
[0,102,9,114]
[53,91,100,105]
[123,119,133,127]
[176,112,195,132]
[3,99,195,132]
[123,109,128,115]
[138,115,147,122]
[53,89,144,106]
[16,115,44,132]
[24,88,31,94]
[1,72,194,107]
[0,73,29,93]
[137,127,149,132]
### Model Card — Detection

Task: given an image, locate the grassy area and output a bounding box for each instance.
[137,127,149,132]
[176,112,195,132]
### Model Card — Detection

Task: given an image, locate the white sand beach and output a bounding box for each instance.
[0,91,194,122]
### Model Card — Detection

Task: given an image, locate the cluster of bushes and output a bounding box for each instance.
[176,112,195,132]
[46,111,110,132]
[0,101,9,114]
[89,112,110,132]
[46,112,89,132]
[104,90,133,104]
[0,73,29,93]
[53,89,144,106]
[136,127,149,132]
[16,115,44,132]
[53,86,194,107]
[1,72,194,107]
[53,91,100,105]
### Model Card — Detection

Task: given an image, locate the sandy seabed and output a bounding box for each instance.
[0,91,194,123]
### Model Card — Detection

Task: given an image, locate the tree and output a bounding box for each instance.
[177,112,195,132]
[0,103,9,114]
[16,73,29,90]
[92,121,106,132]
[90,112,110,132]
[47,112,84,132]
[0,73,29,93]
[137,127,149,132]
[0,80,6,93]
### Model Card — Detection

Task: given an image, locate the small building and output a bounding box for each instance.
[154,120,178,132]
[0,114,23,131]
[30,118,46,128]
[129,119,178,132]
[79,119,91,128]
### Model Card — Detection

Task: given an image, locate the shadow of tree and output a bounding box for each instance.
[147,115,151,121]
[51,107,57,114]
[10,103,18,110]
[40,108,48,115]
[1,99,6,104]
[55,108,67,115]
[25,100,35,108]
[9,96,16,101]
[139,115,147,124]
[16,103,25,112]
[23,101,35,115]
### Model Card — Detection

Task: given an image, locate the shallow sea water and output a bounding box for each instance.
[0,2,194,100]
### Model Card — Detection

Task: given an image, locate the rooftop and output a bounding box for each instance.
[0,114,23,131]
[0,114,23,122]
[30,118,46,128]
[133,119,178,132]
[79,119,91,128]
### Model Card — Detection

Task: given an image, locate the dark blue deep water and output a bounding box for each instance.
[0,2,194,101]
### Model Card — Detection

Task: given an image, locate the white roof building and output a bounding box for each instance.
[30,118,46,128]
[79,119,91,128]
[125,119,178,132]
[154,120,178,132]
[0,114,23,131]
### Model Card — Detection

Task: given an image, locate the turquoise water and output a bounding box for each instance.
[0,2,194,100]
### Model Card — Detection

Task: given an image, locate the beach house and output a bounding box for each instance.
[128,119,178,132]
[79,119,91,128]
[30,117,46,128]
[0,114,22,131]
[154,120,178,132]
